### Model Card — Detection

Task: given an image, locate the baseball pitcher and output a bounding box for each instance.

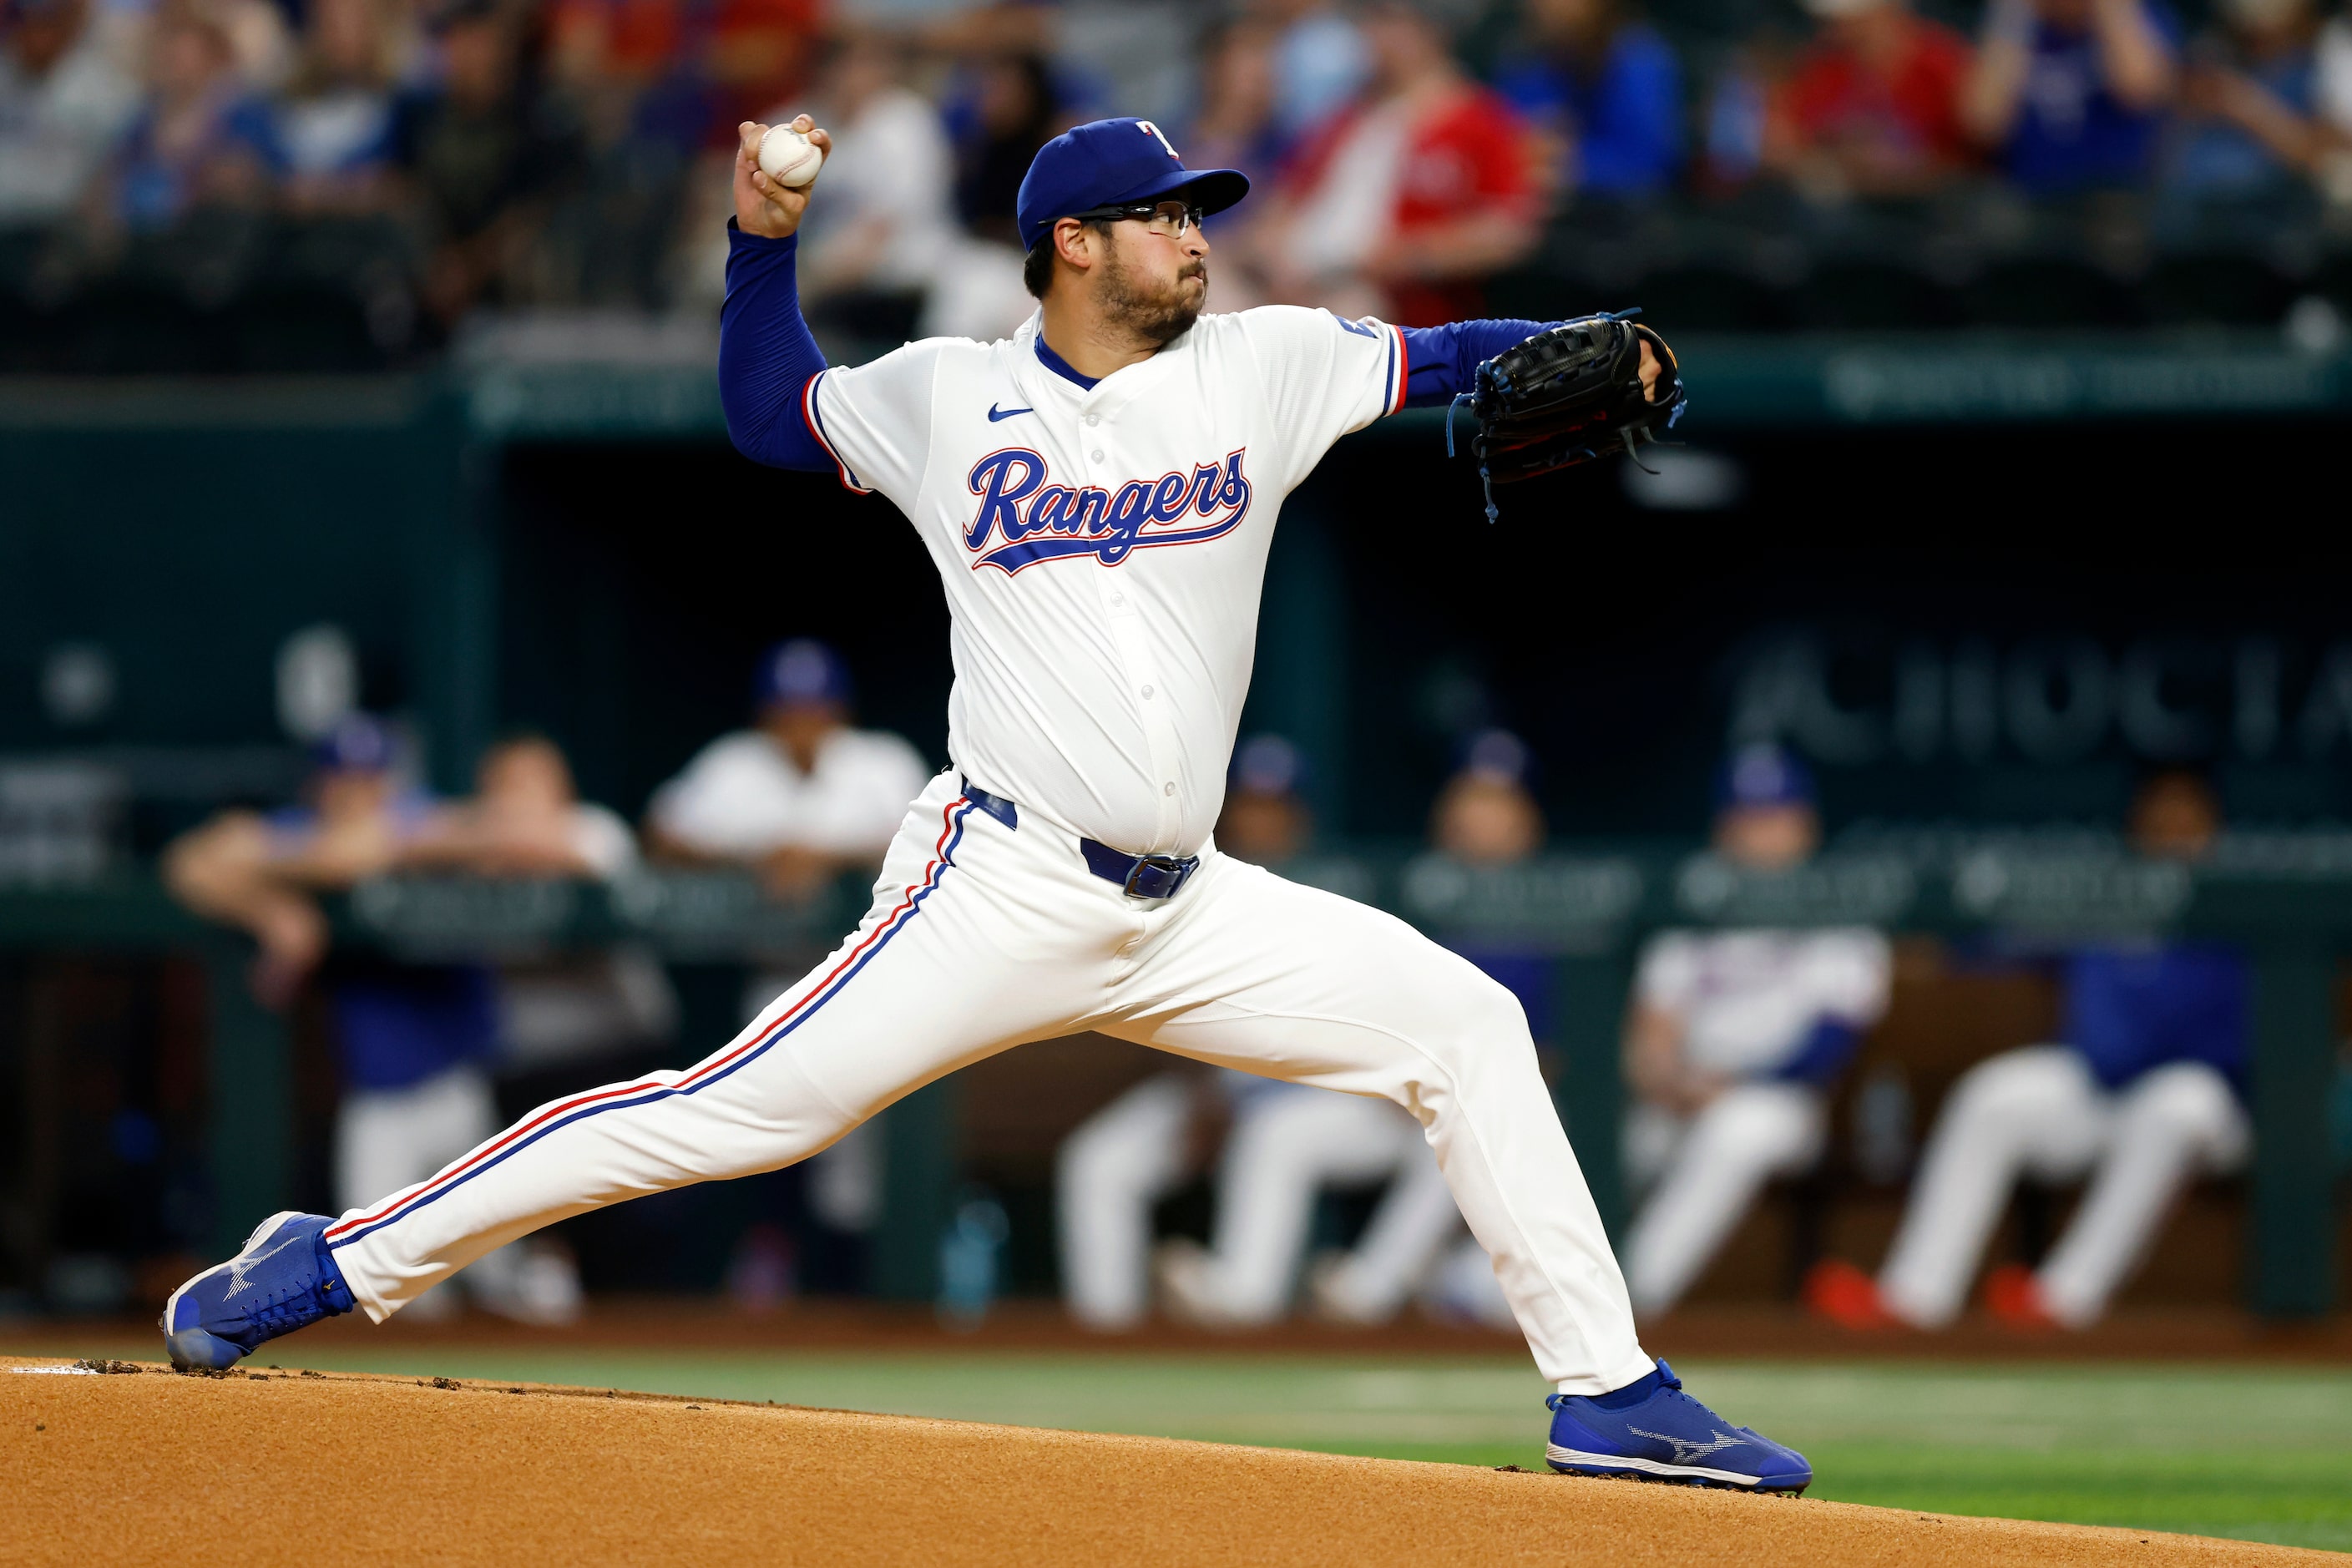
[163,113,1807,1491]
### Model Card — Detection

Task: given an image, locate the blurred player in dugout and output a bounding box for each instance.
[1314,729,1582,1329]
[1618,745,1891,1316]
[1055,736,1405,1331]
[164,716,645,1322]
[645,636,928,1238]
[645,637,928,900]
[1809,771,2248,1333]
[1060,731,1570,1330]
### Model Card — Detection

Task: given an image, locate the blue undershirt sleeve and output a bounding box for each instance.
[1397,319,1558,409]
[718,220,832,472]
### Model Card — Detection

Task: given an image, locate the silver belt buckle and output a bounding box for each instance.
[1124,855,1181,898]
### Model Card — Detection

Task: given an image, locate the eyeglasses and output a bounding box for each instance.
[1071,199,1206,238]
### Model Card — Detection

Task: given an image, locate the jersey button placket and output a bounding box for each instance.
[1093,554,1181,847]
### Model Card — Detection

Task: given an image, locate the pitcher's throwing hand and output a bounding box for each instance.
[734,115,832,240]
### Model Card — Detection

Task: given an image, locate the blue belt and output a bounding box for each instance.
[960,776,1200,900]
[1078,837,1201,900]
[960,778,1019,832]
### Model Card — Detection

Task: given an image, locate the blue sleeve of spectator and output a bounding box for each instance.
[718,221,833,473]
[1397,319,1557,408]
[1773,1018,1863,1087]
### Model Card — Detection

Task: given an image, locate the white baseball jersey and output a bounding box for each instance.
[1635,928,1892,1079]
[802,306,1407,854]
[648,726,930,860]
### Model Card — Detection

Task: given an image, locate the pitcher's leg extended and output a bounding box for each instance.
[329,792,1084,1316]
[1109,855,1650,1394]
[1105,856,1812,1490]
[164,778,1090,1367]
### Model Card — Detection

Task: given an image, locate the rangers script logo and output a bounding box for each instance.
[963,447,1254,574]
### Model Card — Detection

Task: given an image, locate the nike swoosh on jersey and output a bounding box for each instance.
[987,403,1034,422]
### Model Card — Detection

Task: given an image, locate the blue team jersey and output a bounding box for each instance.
[2061,941,2247,1090]
[2004,2,2180,190]
[268,797,498,1092]
[1494,27,1684,197]
[329,964,500,1092]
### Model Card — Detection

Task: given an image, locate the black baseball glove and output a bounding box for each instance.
[1448,311,1684,520]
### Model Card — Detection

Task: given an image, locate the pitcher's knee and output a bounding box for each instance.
[1440,965,1535,1053]
[1424,984,1543,1107]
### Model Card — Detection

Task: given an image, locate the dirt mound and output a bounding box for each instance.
[1,1356,2329,1566]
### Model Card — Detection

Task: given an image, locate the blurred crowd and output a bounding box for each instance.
[11,0,2352,369]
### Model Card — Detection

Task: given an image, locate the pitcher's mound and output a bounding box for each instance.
[1,1356,2328,1566]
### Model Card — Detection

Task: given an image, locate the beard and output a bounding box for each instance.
[1097,231,1206,348]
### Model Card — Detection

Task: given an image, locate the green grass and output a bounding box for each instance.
[18,1338,2350,1553]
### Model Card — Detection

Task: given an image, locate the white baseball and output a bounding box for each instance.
[757,124,824,188]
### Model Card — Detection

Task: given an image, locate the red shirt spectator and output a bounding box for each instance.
[1266,3,1538,325]
[549,0,687,83]
[1770,0,1976,193]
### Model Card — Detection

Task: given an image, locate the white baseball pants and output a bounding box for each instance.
[322,771,1651,1393]
[1620,1083,1826,1315]
[1877,1044,2249,1329]
[335,1064,577,1321]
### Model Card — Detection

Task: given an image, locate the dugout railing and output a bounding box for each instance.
[0,839,2339,1317]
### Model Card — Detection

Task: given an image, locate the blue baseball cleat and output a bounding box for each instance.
[1545,1359,1811,1493]
[160,1211,357,1371]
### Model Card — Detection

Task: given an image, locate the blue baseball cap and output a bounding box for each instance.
[311,712,397,774]
[755,638,852,712]
[1015,117,1250,251]
[1716,743,1816,812]
[1232,734,1307,797]
[1459,729,1535,787]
